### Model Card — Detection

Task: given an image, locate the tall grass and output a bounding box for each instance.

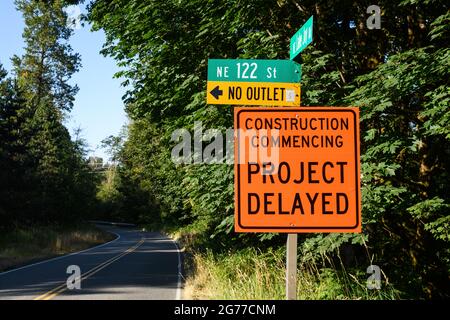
[183,247,400,300]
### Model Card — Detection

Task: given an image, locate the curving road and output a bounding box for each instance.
[0,226,182,300]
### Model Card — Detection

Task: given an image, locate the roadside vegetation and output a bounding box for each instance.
[0,223,115,272]
[183,248,400,300]
[157,227,399,300]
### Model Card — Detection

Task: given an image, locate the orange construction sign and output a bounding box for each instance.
[234,107,361,233]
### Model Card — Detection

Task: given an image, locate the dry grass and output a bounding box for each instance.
[169,228,400,300]
[183,249,400,300]
[183,248,292,300]
[0,224,115,272]
[178,237,400,300]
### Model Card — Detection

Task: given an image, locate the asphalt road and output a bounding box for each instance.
[0,226,182,300]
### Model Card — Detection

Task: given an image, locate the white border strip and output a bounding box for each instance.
[0,230,120,276]
[169,237,183,300]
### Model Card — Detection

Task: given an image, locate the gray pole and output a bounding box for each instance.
[286,233,298,300]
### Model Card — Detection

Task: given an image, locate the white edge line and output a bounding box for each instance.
[0,230,121,276]
[169,236,183,300]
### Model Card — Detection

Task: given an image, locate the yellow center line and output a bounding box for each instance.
[34,238,145,300]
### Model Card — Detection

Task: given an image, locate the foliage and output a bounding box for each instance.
[0,0,97,229]
[184,247,399,300]
[12,0,81,114]
[88,0,450,298]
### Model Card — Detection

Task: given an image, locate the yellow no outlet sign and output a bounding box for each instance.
[206,81,301,106]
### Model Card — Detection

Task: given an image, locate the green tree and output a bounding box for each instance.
[12,0,81,115]
[0,0,97,227]
[0,64,33,227]
[344,11,450,297]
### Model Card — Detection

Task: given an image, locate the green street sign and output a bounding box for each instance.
[207,59,301,83]
[290,16,313,61]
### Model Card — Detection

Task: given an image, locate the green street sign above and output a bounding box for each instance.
[207,59,302,83]
[290,16,313,61]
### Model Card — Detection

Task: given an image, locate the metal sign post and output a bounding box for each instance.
[286,233,298,300]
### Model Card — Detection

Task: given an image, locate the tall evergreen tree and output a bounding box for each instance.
[12,0,81,116]
[0,1,96,227]
[0,64,32,227]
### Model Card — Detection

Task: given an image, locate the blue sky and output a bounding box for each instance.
[0,1,127,162]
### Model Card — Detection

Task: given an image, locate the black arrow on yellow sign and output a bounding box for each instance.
[210,85,223,99]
